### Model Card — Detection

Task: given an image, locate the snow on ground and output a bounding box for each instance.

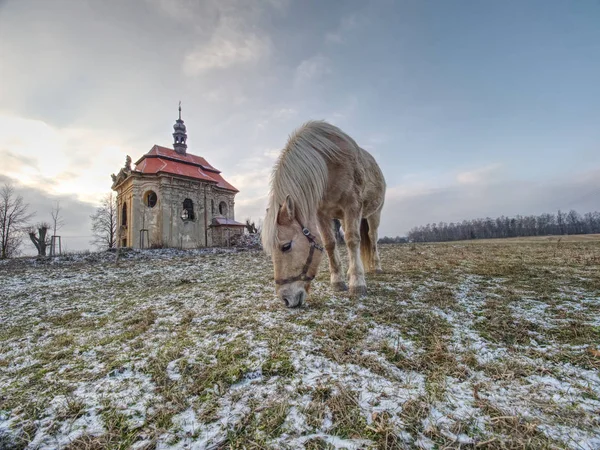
[1,242,599,449]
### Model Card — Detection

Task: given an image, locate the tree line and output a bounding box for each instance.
[378,236,408,244]
[407,210,600,243]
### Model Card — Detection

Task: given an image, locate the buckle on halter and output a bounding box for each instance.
[302,228,310,236]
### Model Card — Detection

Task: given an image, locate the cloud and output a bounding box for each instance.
[456,163,503,184]
[202,87,248,106]
[294,55,332,86]
[254,108,298,134]
[0,114,131,203]
[228,147,281,223]
[175,0,277,76]
[148,0,289,25]
[327,95,358,126]
[183,29,271,75]
[325,14,359,44]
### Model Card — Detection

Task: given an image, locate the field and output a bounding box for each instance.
[1,239,599,449]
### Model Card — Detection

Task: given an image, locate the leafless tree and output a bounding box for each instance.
[90,193,117,250]
[28,222,51,256]
[245,218,258,234]
[49,200,65,255]
[50,200,65,238]
[0,183,33,259]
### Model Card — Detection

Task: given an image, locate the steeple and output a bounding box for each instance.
[173,101,188,155]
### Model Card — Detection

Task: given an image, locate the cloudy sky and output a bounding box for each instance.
[1,0,599,252]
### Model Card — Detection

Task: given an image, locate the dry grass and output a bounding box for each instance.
[0,240,599,449]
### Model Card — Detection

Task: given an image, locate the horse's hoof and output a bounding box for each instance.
[375,269,384,274]
[332,281,348,292]
[349,285,367,297]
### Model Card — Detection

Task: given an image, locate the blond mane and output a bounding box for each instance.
[261,121,358,255]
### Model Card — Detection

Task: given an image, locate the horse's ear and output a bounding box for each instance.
[277,195,294,225]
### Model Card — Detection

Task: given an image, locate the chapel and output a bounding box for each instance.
[111,105,244,248]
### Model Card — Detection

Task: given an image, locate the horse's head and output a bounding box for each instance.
[267,196,324,308]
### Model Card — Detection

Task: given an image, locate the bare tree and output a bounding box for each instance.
[90,193,117,250]
[29,222,51,256]
[0,183,33,259]
[245,218,258,234]
[50,200,65,238]
[49,200,65,255]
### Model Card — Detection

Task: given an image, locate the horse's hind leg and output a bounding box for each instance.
[367,210,383,273]
[318,214,347,291]
[343,211,367,297]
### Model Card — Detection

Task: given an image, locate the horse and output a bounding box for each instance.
[262,120,386,308]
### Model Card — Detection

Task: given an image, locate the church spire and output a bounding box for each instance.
[173,101,187,155]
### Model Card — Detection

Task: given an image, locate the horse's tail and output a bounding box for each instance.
[360,218,374,272]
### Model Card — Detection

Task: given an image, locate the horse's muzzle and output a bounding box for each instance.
[282,290,305,308]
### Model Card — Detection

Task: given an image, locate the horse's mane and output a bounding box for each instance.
[262,120,357,255]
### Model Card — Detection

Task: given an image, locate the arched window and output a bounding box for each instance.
[183,198,194,220]
[122,202,127,226]
[219,201,228,216]
[211,200,215,215]
[144,191,157,208]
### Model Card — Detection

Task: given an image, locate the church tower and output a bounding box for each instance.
[111,103,244,249]
[172,102,187,155]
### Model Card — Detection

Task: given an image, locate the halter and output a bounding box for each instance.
[275,226,324,286]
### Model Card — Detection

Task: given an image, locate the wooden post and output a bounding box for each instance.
[139,229,149,249]
[50,236,62,256]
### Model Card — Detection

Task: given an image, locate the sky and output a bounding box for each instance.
[1,0,599,252]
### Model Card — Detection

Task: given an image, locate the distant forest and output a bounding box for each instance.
[406,210,600,243]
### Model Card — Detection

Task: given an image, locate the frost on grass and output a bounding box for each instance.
[1,241,599,449]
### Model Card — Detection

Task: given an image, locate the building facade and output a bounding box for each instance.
[111,106,245,248]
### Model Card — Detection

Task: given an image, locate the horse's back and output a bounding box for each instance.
[316,126,385,219]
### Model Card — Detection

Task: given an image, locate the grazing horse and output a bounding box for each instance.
[262,121,386,307]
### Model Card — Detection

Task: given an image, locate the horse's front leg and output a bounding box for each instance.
[343,212,367,297]
[318,214,347,291]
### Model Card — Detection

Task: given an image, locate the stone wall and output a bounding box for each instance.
[212,226,245,247]
[115,173,236,248]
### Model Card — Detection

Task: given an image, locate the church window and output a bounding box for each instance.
[219,201,228,216]
[211,200,215,215]
[122,202,128,226]
[144,190,157,208]
[183,198,195,220]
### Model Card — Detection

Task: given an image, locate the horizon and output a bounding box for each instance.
[1,0,599,253]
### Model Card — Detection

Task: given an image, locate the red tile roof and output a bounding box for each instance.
[136,145,218,172]
[133,145,238,192]
[206,172,239,193]
[135,158,217,183]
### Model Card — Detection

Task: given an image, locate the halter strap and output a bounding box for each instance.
[275,226,324,286]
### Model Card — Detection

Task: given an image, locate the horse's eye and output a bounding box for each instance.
[281,242,292,252]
